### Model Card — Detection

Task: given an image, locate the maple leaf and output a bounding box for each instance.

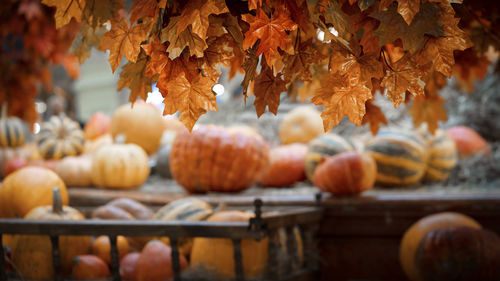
[282,39,322,81]
[409,92,447,133]
[130,0,167,23]
[241,44,259,98]
[320,0,354,37]
[362,100,388,135]
[452,48,490,92]
[227,38,245,79]
[381,53,426,107]
[118,51,154,102]
[253,62,287,117]
[98,18,150,72]
[312,74,372,130]
[177,0,228,40]
[371,2,445,54]
[156,53,200,95]
[396,0,420,25]
[59,54,80,78]
[142,39,168,77]
[83,0,123,28]
[71,25,105,64]
[161,16,207,59]
[329,49,384,88]
[353,15,380,54]
[242,7,297,66]
[298,78,321,102]
[163,73,218,131]
[42,0,84,28]
[279,0,313,33]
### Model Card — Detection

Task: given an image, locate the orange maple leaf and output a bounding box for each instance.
[177,0,228,40]
[362,100,388,135]
[329,49,384,88]
[130,0,167,23]
[142,40,168,77]
[117,51,154,102]
[282,39,322,82]
[241,45,259,98]
[156,53,200,95]
[161,16,207,59]
[71,25,105,64]
[42,0,84,28]
[396,0,420,25]
[253,63,287,117]
[409,92,447,134]
[242,7,297,66]
[163,73,218,131]
[83,0,123,28]
[98,18,151,72]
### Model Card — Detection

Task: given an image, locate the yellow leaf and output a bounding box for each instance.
[177,0,228,40]
[42,0,84,28]
[161,16,207,59]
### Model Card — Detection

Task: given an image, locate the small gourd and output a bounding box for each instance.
[35,114,85,159]
[0,103,28,148]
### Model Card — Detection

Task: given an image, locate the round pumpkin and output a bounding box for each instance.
[120,252,140,281]
[445,126,490,158]
[12,188,92,280]
[0,166,68,218]
[399,212,482,281]
[135,240,188,281]
[35,114,85,159]
[304,133,356,181]
[0,104,28,148]
[170,125,269,193]
[92,235,130,265]
[414,226,500,281]
[110,103,164,155]
[55,154,93,187]
[155,144,172,178]
[258,143,308,187]
[365,129,428,187]
[423,129,458,182]
[83,134,113,154]
[91,142,150,189]
[313,151,376,196]
[279,106,324,145]
[72,255,110,280]
[84,112,111,140]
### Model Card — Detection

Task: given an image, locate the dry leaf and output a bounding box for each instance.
[362,100,388,135]
[161,16,207,59]
[83,0,123,28]
[253,63,287,117]
[130,0,166,23]
[42,0,84,28]
[409,92,447,133]
[118,51,154,102]
[177,0,228,40]
[396,0,420,25]
[71,25,105,63]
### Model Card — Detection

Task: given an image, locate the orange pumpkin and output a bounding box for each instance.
[135,240,188,281]
[84,112,111,140]
[445,126,490,158]
[110,103,164,154]
[399,212,482,281]
[0,166,68,218]
[279,106,324,144]
[83,134,113,154]
[170,125,269,193]
[72,255,110,280]
[92,235,130,265]
[258,143,308,187]
[55,154,93,187]
[120,252,140,281]
[313,151,376,196]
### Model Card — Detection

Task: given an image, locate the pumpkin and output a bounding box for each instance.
[153,198,213,255]
[92,235,130,265]
[415,226,500,281]
[3,156,27,177]
[72,255,110,280]
[83,134,113,154]
[91,198,153,220]
[279,106,324,145]
[84,112,111,140]
[258,143,308,187]
[0,103,28,148]
[0,146,30,177]
[135,240,188,281]
[0,166,68,218]
[170,125,269,193]
[12,188,92,280]
[304,133,356,181]
[120,252,140,281]
[365,130,428,187]
[445,126,490,158]
[155,144,172,178]
[91,142,150,189]
[313,151,376,196]
[423,129,458,182]
[110,103,164,154]
[55,154,93,187]
[399,212,482,281]
[35,114,85,159]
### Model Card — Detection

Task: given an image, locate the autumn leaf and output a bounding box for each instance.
[371,2,445,54]
[321,0,354,37]
[362,100,388,135]
[352,15,380,54]
[142,39,168,77]
[83,0,123,28]
[381,53,426,107]
[59,54,80,78]
[163,73,218,130]
[409,92,447,133]
[253,62,287,117]
[452,48,490,92]
[396,0,420,25]
[118,51,154,102]
[71,25,105,63]
[329,48,384,88]
[130,0,167,23]
[282,39,322,82]
[298,78,321,102]
[42,0,84,28]
[242,7,297,66]
[279,0,312,33]
[161,16,207,59]
[156,53,200,95]
[98,18,151,72]
[241,44,259,98]
[177,0,228,40]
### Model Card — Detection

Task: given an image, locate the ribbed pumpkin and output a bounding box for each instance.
[445,126,490,158]
[0,166,68,218]
[12,188,92,280]
[84,112,111,140]
[55,154,93,187]
[304,133,356,181]
[365,130,428,187]
[423,130,458,182]
[399,212,482,281]
[91,142,150,189]
[279,106,324,145]
[170,125,269,193]
[110,103,164,155]
[72,255,110,281]
[36,114,85,159]
[258,143,308,187]
[0,104,28,148]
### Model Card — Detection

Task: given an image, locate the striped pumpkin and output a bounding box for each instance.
[0,104,28,148]
[365,130,428,187]
[423,130,458,182]
[304,134,356,180]
[36,115,84,159]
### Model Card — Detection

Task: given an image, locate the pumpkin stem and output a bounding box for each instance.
[52,187,64,214]
[1,103,7,119]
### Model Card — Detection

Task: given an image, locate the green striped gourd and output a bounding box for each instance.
[423,129,458,182]
[0,103,28,148]
[365,130,428,187]
[304,134,356,180]
[35,114,84,159]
